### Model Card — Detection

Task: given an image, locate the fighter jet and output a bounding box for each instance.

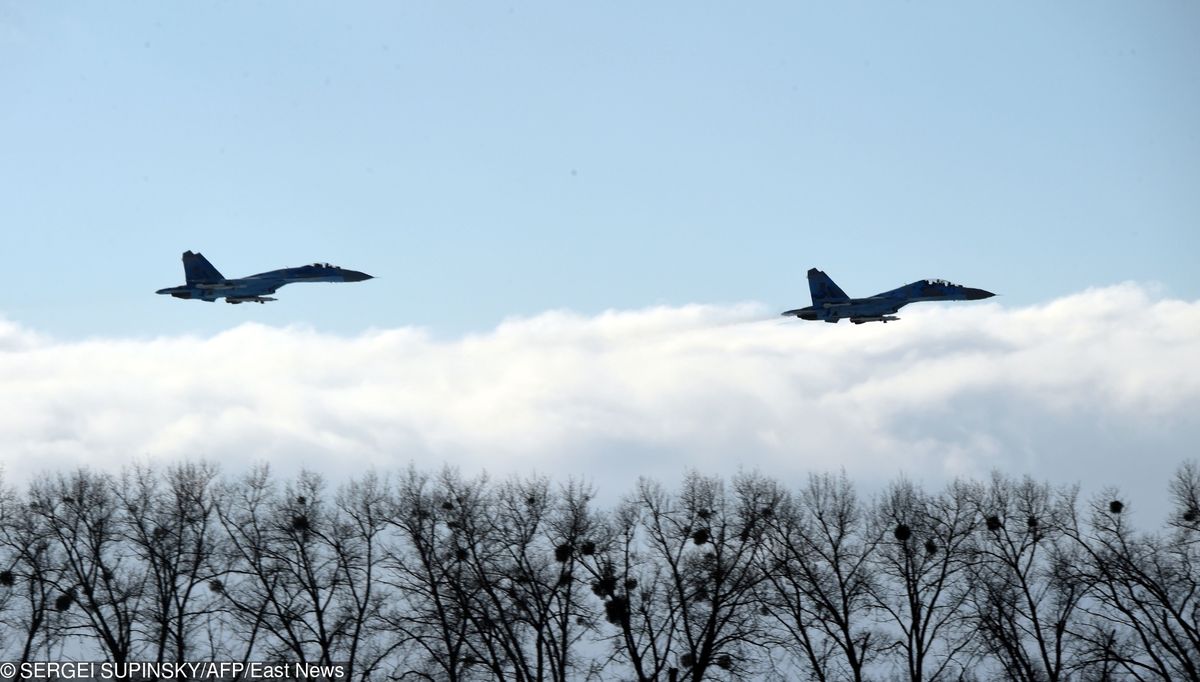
[782,268,994,324]
[156,251,373,304]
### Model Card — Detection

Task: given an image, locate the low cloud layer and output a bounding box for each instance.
[2,284,1197,520]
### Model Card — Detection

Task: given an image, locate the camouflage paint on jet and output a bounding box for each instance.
[156,251,373,304]
[782,268,994,324]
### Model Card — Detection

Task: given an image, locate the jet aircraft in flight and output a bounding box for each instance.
[156,251,373,304]
[782,268,994,324]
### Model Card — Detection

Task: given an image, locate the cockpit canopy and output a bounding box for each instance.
[311,262,336,269]
[924,278,959,287]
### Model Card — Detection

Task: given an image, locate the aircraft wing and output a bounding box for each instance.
[208,280,283,295]
[223,281,282,304]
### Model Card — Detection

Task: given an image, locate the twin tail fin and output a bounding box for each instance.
[807,268,849,305]
[182,250,224,284]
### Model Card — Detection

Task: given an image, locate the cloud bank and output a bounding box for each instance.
[1,283,1197,519]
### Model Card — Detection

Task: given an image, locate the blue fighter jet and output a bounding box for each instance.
[156,251,373,304]
[782,268,994,324]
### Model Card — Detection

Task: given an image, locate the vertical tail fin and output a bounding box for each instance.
[808,268,849,305]
[182,251,224,284]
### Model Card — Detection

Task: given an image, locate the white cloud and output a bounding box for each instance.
[1,283,1197,521]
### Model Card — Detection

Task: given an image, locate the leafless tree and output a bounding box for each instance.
[0,460,1193,681]
[630,471,774,681]
[214,467,374,669]
[462,474,597,681]
[1064,475,1200,680]
[760,471,883,682]
[113,461,223,662]
[962,473,1085,682]
[327,470,396,681]
[582,493,679,682]
[869,479,979,681]
[384,468,600,681]
[383,466,487,680]
[1170,461,1200,536]
[0,478,69,662]
[26,469,143,662]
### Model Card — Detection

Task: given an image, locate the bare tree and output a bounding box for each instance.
[582,494,679,682]
[631,471,773,681]
[26,469,144,662]
[539,478,606,681]
[0,478,69,663]
[0,459,1193,680]
[383,466,487,680]
[384,469,599,681]
[962,473,1085,682]
[114,461,223,662]
[461,474,597,681]
[214,467,364,667]
[1064,477,1200,680]
[330,471,396,681]
[869,478,978,681]
[760,471,882,682]
[1170,461,1200,536]
[207,465,276,662]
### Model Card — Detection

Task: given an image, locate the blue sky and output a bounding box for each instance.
[2,4,1198,519]
[2,2,1197,338]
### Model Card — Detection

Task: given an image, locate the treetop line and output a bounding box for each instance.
[0,461,1197,681]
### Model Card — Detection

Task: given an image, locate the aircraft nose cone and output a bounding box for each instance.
[964,287,994,300]
[344,270,373,282]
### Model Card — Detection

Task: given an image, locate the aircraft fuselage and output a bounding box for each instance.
[782,270,994,324]
[156,252,373,304]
